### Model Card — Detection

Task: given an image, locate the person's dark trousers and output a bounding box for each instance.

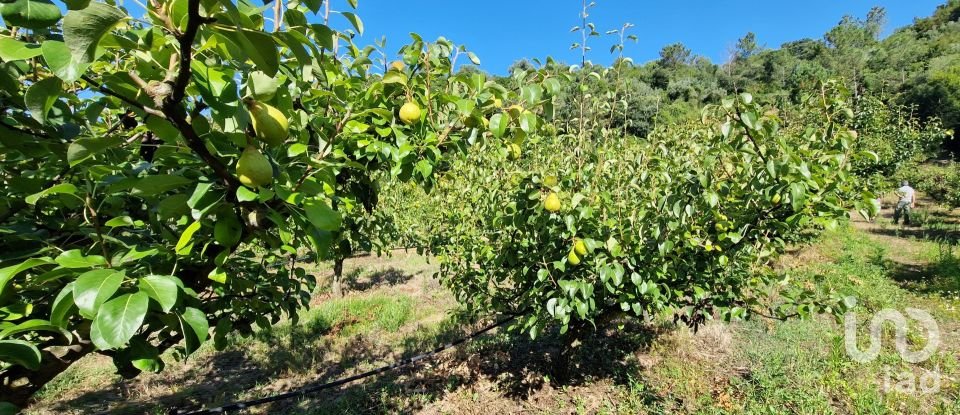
[893,201,911,225]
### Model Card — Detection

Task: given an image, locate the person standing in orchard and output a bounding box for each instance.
[893,180,917,225]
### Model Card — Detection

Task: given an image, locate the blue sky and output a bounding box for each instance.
[346,0,946,73]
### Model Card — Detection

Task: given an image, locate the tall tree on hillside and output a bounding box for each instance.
[824,7,887,96]
[734,32,761,61]
[659,43,692,69]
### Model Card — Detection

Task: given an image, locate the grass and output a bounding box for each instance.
[26,203,960,414]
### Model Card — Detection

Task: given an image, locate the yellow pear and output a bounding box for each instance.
[543,175,559,187]
[247,100,289,147]
[568,251,581,266]
[574,239,587,256]
[399,102,421,125]
[389,61,405,71]
[544,192,561,212]
[236,146,273,188]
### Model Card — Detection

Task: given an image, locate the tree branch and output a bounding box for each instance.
[166,109,242,190]
[81,74,166,119]
[169,0,214,105]
[0,118,51,139]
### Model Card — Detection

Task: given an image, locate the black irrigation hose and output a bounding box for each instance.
[170,313,521,415]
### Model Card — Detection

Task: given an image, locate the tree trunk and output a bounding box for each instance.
[331,258,344,297]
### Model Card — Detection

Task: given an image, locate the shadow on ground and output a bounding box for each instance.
[345,267,419,293]
[887,254,960,295]
[46,314,669,414]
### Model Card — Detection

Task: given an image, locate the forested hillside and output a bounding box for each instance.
[522,2,959,156]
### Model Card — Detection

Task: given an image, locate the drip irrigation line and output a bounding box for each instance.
[170,312,521,414]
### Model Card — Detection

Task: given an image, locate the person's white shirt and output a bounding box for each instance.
[896,185,915,205]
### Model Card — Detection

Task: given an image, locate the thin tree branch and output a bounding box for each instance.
[85,195,112,268]
[81,74,166,119]
[0,119,51,139]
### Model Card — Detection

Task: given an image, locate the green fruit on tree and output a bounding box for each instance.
[568,250,581,266]
[574,239,587,256]
[772,193,782,204]
[246,100,289,146]
[543,175,559,187]
[214,213,243,247]
[389,61,405,71]
[399,102,421,125]
[236,146,273,188]
[542,123,558,136]
[544,192,561,212]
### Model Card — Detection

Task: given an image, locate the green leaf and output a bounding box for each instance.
[0,339,41,370]
[382,71,406,85]
[91,292,149,349]
[0,319,68,341]
[67,135,124,166]
[73,269,123,319]
[519,111,537,133]
[246,71,278,101]
[0,402,18,415]
[741,111,758,130]
[104,216,135,228]
[520,85,542,106]
[62,3,126,80]
[41,40,88,82]
[340,11,363,35]
[49,283,75,328]
[179,307,208,354]
[466,51,481,65]
[138,275,178,313]
[175,221,202,256]
[0,0,61,30]
[287,143,307,157]
[301,0,322,13]
[126,336,163,373]
[789,182,806,212]
[187,181,222,219]
[115,247,159,265]
[236,186,258,202]
[130,175,193,197]
[215,27,279,77]
[489,113,507,138]
[303,198,341,231]
[25,183,78,205]
[24,77,61,124]
[55,249,107,269]
[0,37,42,61]
[0,257,53,300]
[310,24,335,51]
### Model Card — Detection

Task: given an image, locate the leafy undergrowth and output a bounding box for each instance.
[27,205,960,414]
